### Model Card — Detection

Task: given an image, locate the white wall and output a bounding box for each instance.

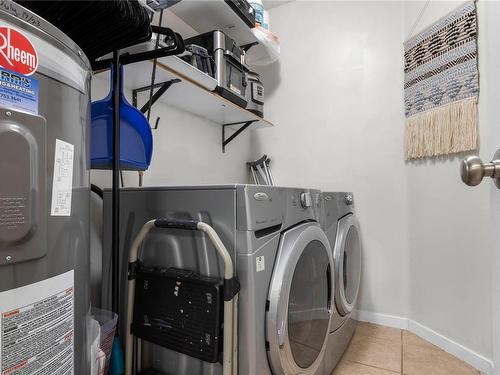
[403,1,492,361]
[253,1,410,318]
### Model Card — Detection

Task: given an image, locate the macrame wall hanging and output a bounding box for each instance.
[404,1,479,160]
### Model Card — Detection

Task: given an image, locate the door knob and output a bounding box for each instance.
[460,150,500,188]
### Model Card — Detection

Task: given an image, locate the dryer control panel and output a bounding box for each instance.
[236,185,322,231]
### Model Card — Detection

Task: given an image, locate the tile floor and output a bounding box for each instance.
[332,322,483,375]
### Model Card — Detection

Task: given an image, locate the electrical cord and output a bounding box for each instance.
[407,0,430,39]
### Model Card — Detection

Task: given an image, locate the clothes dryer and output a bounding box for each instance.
[322,192,362,374]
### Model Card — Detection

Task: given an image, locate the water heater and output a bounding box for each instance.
[0,2,91,374]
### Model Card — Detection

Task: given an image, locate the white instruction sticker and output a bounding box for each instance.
[0,270,75,375]
[50,139,74,216]
[256,256,265,272]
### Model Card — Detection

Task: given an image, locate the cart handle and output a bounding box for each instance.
[128,219,235,281]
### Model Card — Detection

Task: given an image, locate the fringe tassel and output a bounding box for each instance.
[404,97,478,160]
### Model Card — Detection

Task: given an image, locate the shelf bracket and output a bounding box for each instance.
[222,120,258,153]
[132,79,181,130]
[132,79,181,113]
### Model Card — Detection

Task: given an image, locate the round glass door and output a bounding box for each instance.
[266,223,333,375]
[344,225,361,304]
[288,240,331,368]
[334,214,362,316]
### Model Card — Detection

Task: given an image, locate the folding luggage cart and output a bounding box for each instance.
[125,219,239,375]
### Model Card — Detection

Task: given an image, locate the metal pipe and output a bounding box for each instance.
[146,10,164,122]
[125,220,156,375]
[255,164,268,185]
[250,168,258,185]
[232,294,239,374]
[112,50,121,315]
[264,158,273,186]
[266,159,275,186]
[137,339,142,373]
[196,222,235,374]
[138,171,144,187]
[197,222,234,280]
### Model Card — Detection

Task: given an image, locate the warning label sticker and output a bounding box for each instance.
[0,270,74,375]
[50,139,74,217]
[0,67,38,115]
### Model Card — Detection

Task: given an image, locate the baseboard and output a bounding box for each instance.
[355,310,494,375]
[354,310,409,330]
[408,319,493,375]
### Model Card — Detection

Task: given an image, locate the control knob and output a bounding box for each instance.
[300,192,312,208]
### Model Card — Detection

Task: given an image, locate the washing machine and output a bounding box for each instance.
[322,192,362,374]
[102,185,334,375]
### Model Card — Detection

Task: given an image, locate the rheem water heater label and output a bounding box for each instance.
[0,26,39,114]
[0,67,39,115]
[0,270,75,374]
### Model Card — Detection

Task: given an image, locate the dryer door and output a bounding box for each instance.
[267,222,333,375]
[334,214,362,316]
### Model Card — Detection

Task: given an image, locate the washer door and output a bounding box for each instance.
[267,223,333,375]
[334,214,362,316]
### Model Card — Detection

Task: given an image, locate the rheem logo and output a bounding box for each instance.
[0,27,38,76]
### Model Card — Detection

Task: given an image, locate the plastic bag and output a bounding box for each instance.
[246,26,280,66]
[91,308,119,375]
[88,318,102,375]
